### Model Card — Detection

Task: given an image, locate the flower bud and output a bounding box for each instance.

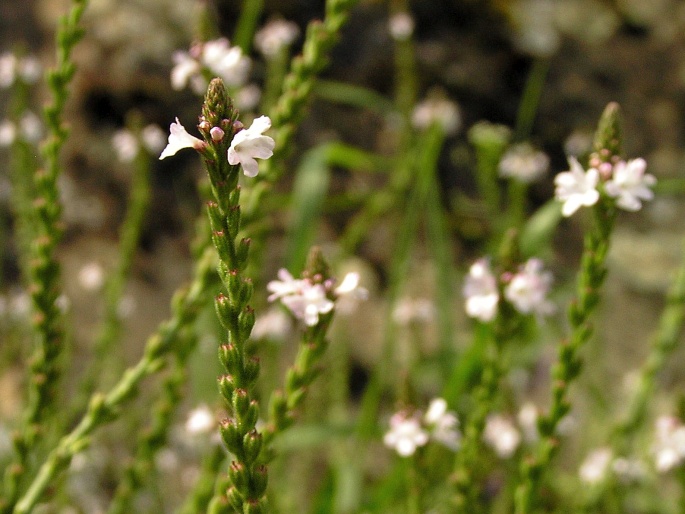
[210,126,225,142]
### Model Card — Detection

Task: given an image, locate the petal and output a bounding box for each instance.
[249,115,272,134]
[240,157,260,177]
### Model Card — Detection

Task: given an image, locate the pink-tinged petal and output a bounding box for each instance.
[159,118,204,160]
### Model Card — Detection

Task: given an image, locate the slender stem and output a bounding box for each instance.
[12,247,216,514]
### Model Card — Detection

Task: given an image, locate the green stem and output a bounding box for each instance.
[612,239,685,447]
[514,58,549,142]
[12,247,216,514]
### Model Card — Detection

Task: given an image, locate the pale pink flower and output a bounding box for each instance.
[604,158,656,212]
[554,157,600,216]
[384,412,429,457]
[424,398,461,451]
[463,259,499,322]
[159,118,204,160]
[504,258,554,316]
[579,447,613,484]
[483,414,521,458]
[255,19,300,58]
[498,142,549,183]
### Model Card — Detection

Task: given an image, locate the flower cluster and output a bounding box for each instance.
[159,115,274,178]
[267,269,367,327]
[651,415,685,473]
[463,257,554,322]
[554,155,656,217]
[112,124,166,162]
[384,398,461,457]
[498,142,550,183]
[411,93,461,136]
[578,447,646,485]
[0,111,43,147]
[254,19,300,58]
[0,51,42,88]
[171,38,251,94]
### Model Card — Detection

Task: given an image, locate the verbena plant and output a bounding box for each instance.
[0,0,684,513]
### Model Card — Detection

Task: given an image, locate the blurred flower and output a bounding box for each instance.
[652,415,685,473]
[509,0,561,57]
[564,130,593,158]
[498,142,550,183]
[483,414,521,458]
[612,457,646,484]
[392,297,435,326]
[18,111,43,143]
[0,52,17,88]
[17,55,42,84]
[412,94,461,135]
[281,283,333,327]
[389,12,415,41]
[463,259,499,322]
[185,404,215,435]
[251,307,293,341]
[78,262,105,291]
[159,118,205,160]
[0,120,16,147]
[384,412,429,457]
[201,38,251,87]
[267,268,367,327]
[255,19,300,58]
[604,158,656,212]
[235,84,262,111]
[504,258,555,317]
[227,115,275,177]
[554,156,600,216]
[170,38,251,93]
[424,398,461,451]
[171,49,204,93]
[141,124,166,154]
[112,129,139,162]
[579,447,613,484]
[267,269,305,302]
[517,402,539,443]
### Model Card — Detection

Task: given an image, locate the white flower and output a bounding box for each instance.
[483,414,521,458]
[236,84,262,111]
[604,158,656,212]
[141,124,167,154]
[227,115,275,177]
[579,447,613,484]
[424,398,461,451]
[0,119,16,147]
[384,412,429,457]
[170,50,203,92]
[17,56,42,84]
[201,38,251,87]
[334,272,368,300]
[389,12,415,41]
[78,262,105,291]
[392,297,435,326]
[504,258,555,316]
[412,95,461,136]
[554,156,600,217]
[0,52,17,88]
[463,259,499,322]
[159,118,204,160]
[112,129,139,162]
[267,268,305,302]
[281,283,334,327]
[652,416,685,473]
[255,19,300,58]
[185,404,215,435]
[517,402,539,443]
[498,142,550,183]
[18,111,42,143]
[251,307,293,341]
